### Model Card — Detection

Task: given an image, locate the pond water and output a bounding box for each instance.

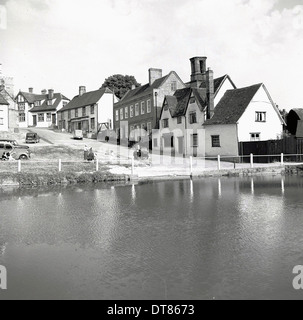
[0,176,303,300]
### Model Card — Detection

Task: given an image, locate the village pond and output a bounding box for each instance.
[0,176,303,300]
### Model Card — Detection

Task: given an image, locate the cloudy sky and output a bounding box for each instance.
[0,0,302,110]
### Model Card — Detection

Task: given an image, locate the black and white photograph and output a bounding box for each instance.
[1,0,303,305]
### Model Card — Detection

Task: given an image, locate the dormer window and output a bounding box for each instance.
[35,101,41,107]
[47,100,52,106]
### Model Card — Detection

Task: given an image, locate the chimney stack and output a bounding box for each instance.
[206,68,215,119]
[190,57,207,88]
[48,89,54,100]
[79,86,86,96]
[29,87,33,93]
[149,68,162,86]
[41,89,47,95]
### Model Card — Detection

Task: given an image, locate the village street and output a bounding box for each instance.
[5,128,286,179]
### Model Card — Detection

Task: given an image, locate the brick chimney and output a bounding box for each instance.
[190,57,207,88]
[29,87,33,93]
[79,86,86,96]
[149,68,162,86]
[41,89,47,95]
[48,89,54,100]
[206,68,215,119]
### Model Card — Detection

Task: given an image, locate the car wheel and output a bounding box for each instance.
[19,155,28,160]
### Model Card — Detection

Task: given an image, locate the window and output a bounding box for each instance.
[68,110,71,119]
[162,119,169,128]
[90,105,95,115]
[147,100,151,113]
[130,106,134,118]
[75,109,79,118]
[18,95,24,102]
[190,97,195,104]
[211,135,221,148]
[177,116,182,124]
[46,113,51,122]
[120,109,124,120]
[91,118,95,130]
[115,110,119,121]
[125,107,129,119]
[35,101,40,107]
[82,107,86,116]
[18,103,25,111]
[135,104,139,116]
[154,139,158,147]
[189,112,197,124]
[192,134,198,147]
[47,100,52,106]
[141,102,145,115]
[250,133,261,141]
[0,118,3,125]
[147,122,152,134]
[171,81,177,91]
[38,113,45,122]
[256,112,266,122]
[19,113,25,122]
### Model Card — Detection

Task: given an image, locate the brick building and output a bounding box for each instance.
[113,68,186,144]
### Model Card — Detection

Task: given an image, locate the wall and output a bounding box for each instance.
[237,86,283,142]
[204,124,239,157]
[0,104,8,131]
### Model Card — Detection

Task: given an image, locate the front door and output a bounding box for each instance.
[33,115,37,127]
[52,114,56,125]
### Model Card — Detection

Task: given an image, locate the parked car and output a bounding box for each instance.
[73,130,83,140]
[0,139,19,146]
[0,142,31,160]
[26,133,40,144]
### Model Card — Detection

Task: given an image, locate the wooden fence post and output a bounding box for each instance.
[281,153,284,166]
[250,153,254,169]
[96,159,99,172]
[218,155,221,171]
[59,159,62,172]
[18,160,21,173]
[190,156,193,178]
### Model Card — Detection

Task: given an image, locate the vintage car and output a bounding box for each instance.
[0,142,31,160]
[73,130,84,140]
[26,132,40,144]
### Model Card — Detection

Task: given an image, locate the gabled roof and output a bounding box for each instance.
[161,87,208,119]
[118,71,184,103]
[18,92,46,104]
[30,93,69,113]
[204,83,263,125]
[59,88,112,112]
[0,94,9,105]
[213,75,237,96]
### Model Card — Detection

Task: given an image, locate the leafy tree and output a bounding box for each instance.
[101,75,141,100]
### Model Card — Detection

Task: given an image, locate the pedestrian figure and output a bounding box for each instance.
[1,152,7,161]
[84,145,89,161]
[87,147,95,162]
[105,136,109,143]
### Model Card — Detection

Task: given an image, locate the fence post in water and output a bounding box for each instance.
[18,160,21,173]
[281,153,284,166]
[250,153,254,169]
[59,159,62,172]
[217,155,221,171]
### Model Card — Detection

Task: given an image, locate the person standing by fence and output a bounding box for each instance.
[84,145,89,161]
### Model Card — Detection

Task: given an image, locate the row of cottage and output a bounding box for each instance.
[0,57,286,157]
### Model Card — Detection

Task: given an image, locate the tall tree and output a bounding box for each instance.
[101,74,141,100]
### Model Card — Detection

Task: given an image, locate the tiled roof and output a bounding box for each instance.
[163,87,208,118]
[119,71,179,102]
[204,84,262,125]
[20,92,46,104]
[290,108,303,121]
[59,88,112,112]
[296,120,303,138]
[0,94,9,105]
[30,93,69,113]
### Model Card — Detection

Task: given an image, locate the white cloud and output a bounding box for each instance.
[1,0,303,109]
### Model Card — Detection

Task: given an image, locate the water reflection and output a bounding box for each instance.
[0,176,303,300]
